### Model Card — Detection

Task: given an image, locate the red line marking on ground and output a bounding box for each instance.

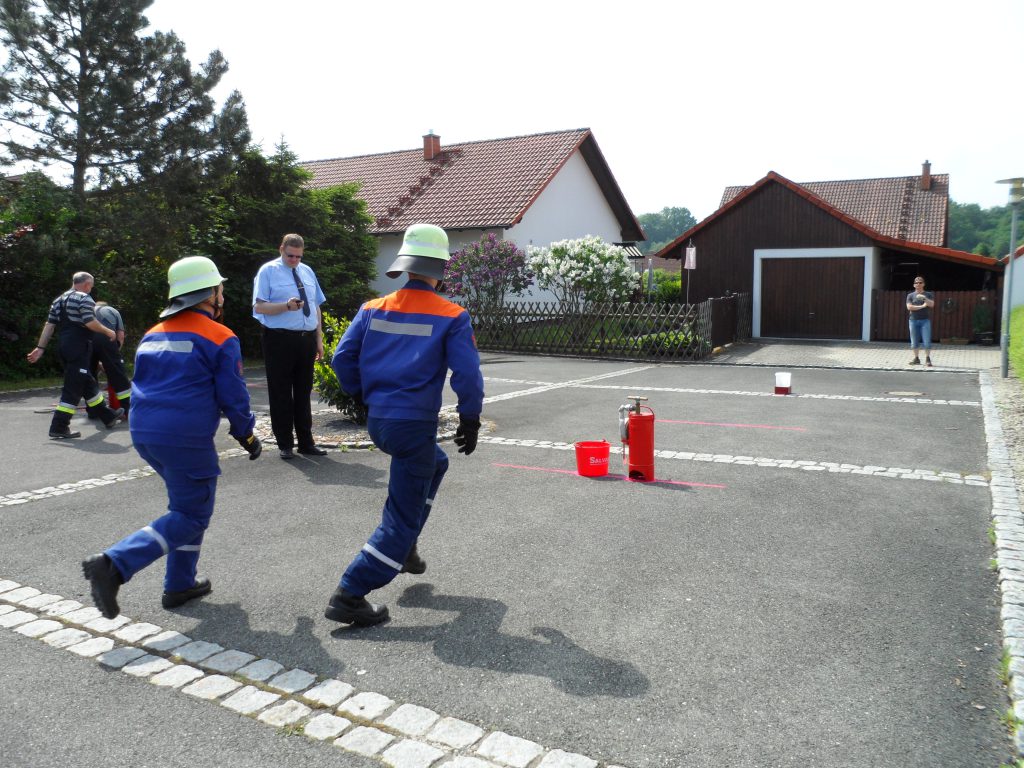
[656,418,806,432]
[492,463,726,489]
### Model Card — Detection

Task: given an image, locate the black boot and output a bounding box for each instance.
[82,554,122,619]
[401,544,426,575]
[162,577,212,608]
[49,413,81,439]
[324,588,389,626]
[102,407,125,429]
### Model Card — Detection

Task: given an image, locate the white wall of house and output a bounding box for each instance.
[367,150,627,305]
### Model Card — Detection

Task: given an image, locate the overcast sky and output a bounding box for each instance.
[142,0,1021,221]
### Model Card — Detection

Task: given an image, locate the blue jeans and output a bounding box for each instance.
[340,417,448,596]
[909,317,931,351]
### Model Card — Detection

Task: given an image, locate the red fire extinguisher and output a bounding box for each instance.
[618,395,655,482]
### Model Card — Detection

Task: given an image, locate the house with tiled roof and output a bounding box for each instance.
[657,163,1003,341]
[300,129,645,297]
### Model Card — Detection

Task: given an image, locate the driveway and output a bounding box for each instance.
[0,342,1015,768]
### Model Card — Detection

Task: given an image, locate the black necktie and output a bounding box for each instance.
[291,268,310,317]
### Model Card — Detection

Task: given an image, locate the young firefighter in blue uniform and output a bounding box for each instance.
[326,223,484,626]
[82,256,262,619]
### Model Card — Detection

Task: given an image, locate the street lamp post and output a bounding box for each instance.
[998,178,1023,378]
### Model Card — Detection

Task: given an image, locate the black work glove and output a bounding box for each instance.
[453,415,481,456]
[236,433,262,460]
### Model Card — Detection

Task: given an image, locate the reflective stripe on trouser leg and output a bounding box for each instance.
[106,442,219,589]
[341,418,443,596]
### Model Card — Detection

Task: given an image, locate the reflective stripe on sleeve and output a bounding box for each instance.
[176,544,201,552]
[369,318,433,337]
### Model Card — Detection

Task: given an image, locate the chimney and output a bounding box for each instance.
[920,160,931,191]
[423,131,441,161]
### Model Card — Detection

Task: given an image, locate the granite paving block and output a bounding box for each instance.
[267,668,316,694]
[476,732,544,768]
[62,607,103,626]
[98,646,148,668]
[382,704,441,737]
[85,615,132,633]
[0,580,20,594]
[182,675,243,701]
[1,586,41,603]
[221,686,281,715]
[173,640,224,663]
[15,619,63,638]
[537,750,597,768]
[0,604,13,615]
[335,726,394,756]
[142,630,191,651]
[0,610,36,628]
[122,655,174,677]
[427,717,484,749]
[381,739,446,768]
[113,622,163,643]
[302,679,354,707]
[237,658,284,682]
[202,649,255,673]
[441,758,501,768]
[258,700,312,726]
[304,713,351,741]
[67,637,114,657]
[19,594,62,609]
[338,691,395,720]
[151,665,205,688]
[42,628,91,648]
[41,600,83,616]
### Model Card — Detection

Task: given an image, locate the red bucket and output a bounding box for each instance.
[575,440,610,477]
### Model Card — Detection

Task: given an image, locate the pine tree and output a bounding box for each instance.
[0,0,249,199]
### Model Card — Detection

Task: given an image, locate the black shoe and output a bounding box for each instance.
[279,448,295,460]
[162,577,212,609]
[324,589,389,626]
[297,445,328,456]
[401,545,427,575]
[82,554,122,619]
[103,408,125,428]
[49,427,82,439]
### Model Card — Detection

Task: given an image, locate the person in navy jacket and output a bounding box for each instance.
[82,256,262,619]
[326,223,484,627]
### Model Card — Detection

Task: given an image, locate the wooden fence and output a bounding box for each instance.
[872,290,999,342]
[461,294,750,361]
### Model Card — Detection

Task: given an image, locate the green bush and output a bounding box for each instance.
[312,311,366,424]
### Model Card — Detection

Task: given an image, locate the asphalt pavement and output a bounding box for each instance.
[0,344,1014,768]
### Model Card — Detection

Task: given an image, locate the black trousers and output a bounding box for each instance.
[262,328,317,449]
[90,334,132,407]
[52,336,112,428]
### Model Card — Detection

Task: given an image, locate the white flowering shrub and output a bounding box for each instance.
[527,235,641,307]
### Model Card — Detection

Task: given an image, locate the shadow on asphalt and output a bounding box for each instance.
[330,583,649,698]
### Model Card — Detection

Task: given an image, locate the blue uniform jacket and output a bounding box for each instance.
[130,309,256,449]
[332,280,484,421]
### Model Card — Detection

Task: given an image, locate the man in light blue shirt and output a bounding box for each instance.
[252,233,328,459]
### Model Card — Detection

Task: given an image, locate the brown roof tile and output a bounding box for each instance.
[721,173,949,246]
[300,129,602,235]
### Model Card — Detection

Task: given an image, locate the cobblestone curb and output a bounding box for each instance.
[980,370,1024,755]
[0,578,626,768]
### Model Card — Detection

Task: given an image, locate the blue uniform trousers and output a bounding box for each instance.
[340,417,448,597]
[106,442,219,592]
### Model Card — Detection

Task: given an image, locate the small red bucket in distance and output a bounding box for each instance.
[575,441,610,477]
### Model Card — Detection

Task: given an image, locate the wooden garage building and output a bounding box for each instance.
[657,164,1002,341]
